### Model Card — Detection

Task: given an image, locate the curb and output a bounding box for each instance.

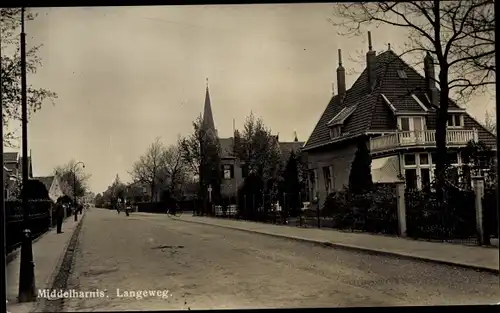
[176,217,500,275]
[33,213,86,313]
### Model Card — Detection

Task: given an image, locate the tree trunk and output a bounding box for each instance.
[435,79,450,205]
[150,182,155,202]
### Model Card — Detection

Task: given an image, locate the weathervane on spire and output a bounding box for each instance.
[206,77,209,89]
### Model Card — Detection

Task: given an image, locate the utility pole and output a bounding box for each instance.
[1,14,8,311]
[18,7,37,302]
[73,170,78,221]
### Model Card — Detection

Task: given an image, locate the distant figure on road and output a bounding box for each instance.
[116,198,122,214]
[55,199,65,234]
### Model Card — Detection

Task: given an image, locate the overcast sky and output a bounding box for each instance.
[3,4,496,193]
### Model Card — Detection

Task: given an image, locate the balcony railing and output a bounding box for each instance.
[369,129,478,153]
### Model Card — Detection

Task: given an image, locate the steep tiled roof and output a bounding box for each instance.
[304,50,492,151]
[4,152,18,163]
[33,176,55,193]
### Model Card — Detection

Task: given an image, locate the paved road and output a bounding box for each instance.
[63,209,499,311]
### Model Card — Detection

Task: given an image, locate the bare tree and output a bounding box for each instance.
[158,139,190,199]
[129,137,164,201]
[330,0,495,191]
[53,160,91,198]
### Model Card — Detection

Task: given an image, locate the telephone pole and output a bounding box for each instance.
[18,7,37,302]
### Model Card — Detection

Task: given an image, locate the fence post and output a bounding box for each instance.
[315,192,320,228]
[472,176,487,245]
[395,181,407,237]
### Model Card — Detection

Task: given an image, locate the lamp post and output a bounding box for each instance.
[73,162,85,222]
[0,13,6,310]
[18,7,37,302]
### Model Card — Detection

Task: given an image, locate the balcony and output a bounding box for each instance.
[369,129,478,154]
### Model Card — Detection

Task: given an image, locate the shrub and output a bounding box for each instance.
[349,140,373,194]
[322,184,398,234]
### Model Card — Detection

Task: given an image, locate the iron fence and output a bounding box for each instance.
[405,187,478,245]
[6,200,52,254]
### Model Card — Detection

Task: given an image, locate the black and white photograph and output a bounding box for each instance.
[1,2,499,312]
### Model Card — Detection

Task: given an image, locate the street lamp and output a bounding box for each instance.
[17,7,37,302]
[73,162,85,222]
[0,16,6,310]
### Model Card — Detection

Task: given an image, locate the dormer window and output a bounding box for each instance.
[447,114,464,128]
[397,70,407,79]
[326,105,357,140]
[330,126,342,139]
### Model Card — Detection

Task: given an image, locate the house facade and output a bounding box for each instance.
[201,82,306,198]
[303,32,496,207]
[3,152,34,198]
[33,175,65,203]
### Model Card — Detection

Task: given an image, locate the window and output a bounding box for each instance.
[447,151,458,164]
[400,117,410,131]
[403,153,433,190]
[421,168,431,191]
[447,114,464,127]
[329,126,341,139]
[397,70,407,79]
[405,169,417,190]
[398,116,425,132]
[419,153,429,165]
[309,169,319,198]
[323,166,331,193]
[404,154,416,166]
[223,164,234,180]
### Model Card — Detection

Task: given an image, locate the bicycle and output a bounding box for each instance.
[166,204,183,218]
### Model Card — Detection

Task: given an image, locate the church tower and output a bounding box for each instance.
[202,78,217,139]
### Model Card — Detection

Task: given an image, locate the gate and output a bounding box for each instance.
[405,187,478,244]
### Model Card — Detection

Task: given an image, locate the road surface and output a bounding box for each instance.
[62,209,499,311]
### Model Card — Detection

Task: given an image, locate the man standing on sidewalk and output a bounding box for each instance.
[55,199,65,234]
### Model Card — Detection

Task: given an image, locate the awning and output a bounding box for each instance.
[371,155,401,183]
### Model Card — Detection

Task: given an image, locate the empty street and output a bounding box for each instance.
[60,209,499,311]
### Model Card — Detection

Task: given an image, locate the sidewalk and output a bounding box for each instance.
[176,214,499,274]
[6,213,85,313]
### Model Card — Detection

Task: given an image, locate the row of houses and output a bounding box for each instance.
[3,151,66,203]
[199,32,496,207]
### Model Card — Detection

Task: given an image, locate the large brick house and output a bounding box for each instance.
[201,82,305,198]
[302,32,496,207]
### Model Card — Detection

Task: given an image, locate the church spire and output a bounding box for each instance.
[202,78,216,134]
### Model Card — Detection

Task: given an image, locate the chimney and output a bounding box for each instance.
[424,52,438,106]
[294,131,298,142]
[366,31,377,92]
[336,49,346,98]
